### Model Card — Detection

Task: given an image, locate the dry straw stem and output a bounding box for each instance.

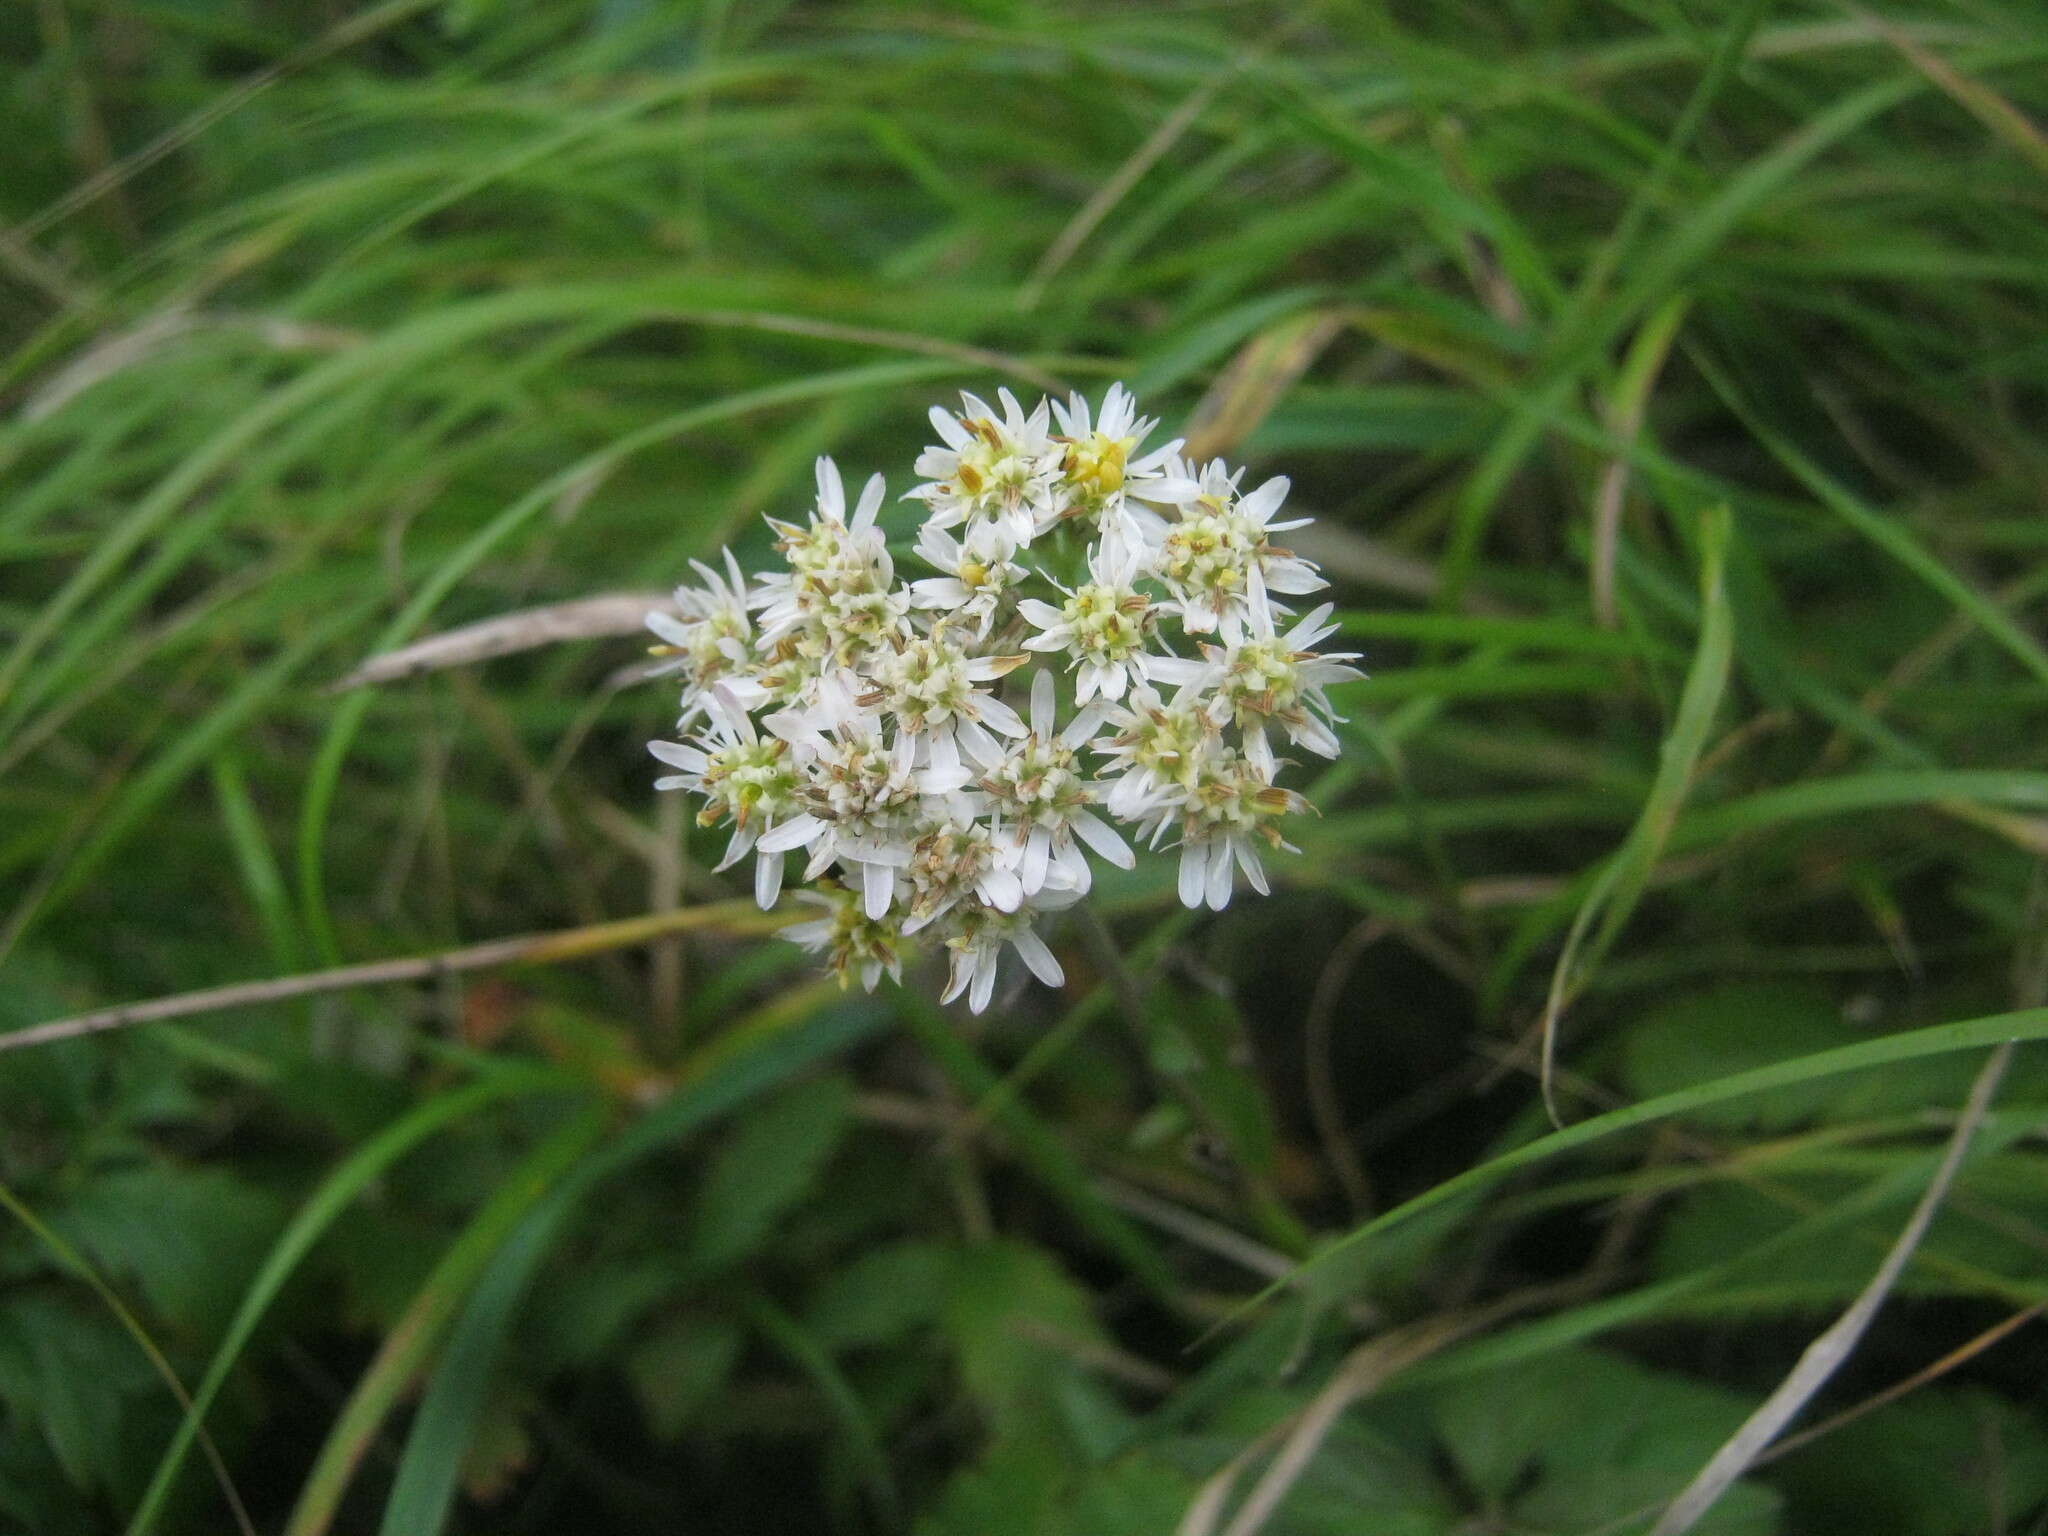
[1648,1039,2016,1536]
[328,590,674,691]
[1759,1296,2048,1467]
[1181,1281,1593,1536]
[1,900,782,1053]
[1178,307,1351,463]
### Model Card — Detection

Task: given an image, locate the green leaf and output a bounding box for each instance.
[1422,1349,1781,1532]
[2,1296,147,1493]
[803,1240,956,1352]
[287,1103,609,1536]
[126,1067,572,1536]
[1771,1387,2048,1536]
[373,998,889,1536]
[56,1166,284,1335]
[943,1241,1104,1440]
[627,1316,745,1442]
[1624,981,1858,1130]
[915,1431,1067,1536]
[687,1072,853,1271]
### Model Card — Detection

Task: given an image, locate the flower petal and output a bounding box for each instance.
[1010,927,1065,988]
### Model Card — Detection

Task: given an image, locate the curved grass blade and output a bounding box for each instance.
[1693,347,2048,689]
[284,1102,610,1536]
[1539,505,1734,1122]
[373,991,891,1535]
[1233,1003,2048,1325]
[0,1179,256,1536]
[124,1066,575,1536]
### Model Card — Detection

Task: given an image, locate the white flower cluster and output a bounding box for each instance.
[646,385,1360,1012]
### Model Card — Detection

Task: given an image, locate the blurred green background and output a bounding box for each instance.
[4,1,2048,1531]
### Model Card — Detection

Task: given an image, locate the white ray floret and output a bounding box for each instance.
[910,389,1059,545]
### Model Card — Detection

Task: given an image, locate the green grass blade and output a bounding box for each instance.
[284,1101,609,1536]
[373,994,892,1536]
[1539,505,1735,1117]
[1246,1004,2048,1319]
[125,1066,574,1536]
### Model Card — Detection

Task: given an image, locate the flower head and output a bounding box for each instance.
[908,522,1027,641]
[754,458,896,650]
[645,549,755,724]
[1148,595,1364,770]
[1018,537,1159,703]
[973,671,1130,897]
[645,383,1362,1005]
[1160,742,1311,912]
[783,884,910,992]
[1147,461,1324,644]
[648,690,802,907]
[911,389,1058,544]
[939,896,1073,1014]
[1049,383,1180,522]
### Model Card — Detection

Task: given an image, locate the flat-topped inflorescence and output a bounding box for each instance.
[647,385,1361,1010]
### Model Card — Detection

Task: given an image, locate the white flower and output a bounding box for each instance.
[648,690,802,908]
[754,457,895,648]
[1146,460,1324,645]
[1159,743,1310,912]
[758,673,958,919]
[1017,537,1160,703]
[907,522,1026,640]
[972,670,1131,896]
[645,548,754,724]
[901,816,1025,933]
[939,895,1074,1014]
[782,884,909,993]
[859,632,1029,760]
[1088,682,1215,821]
[910,389,1059,544]
[1048,382,1181,532]
[1146,593,1364,771]
[642,384,1352,1008]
